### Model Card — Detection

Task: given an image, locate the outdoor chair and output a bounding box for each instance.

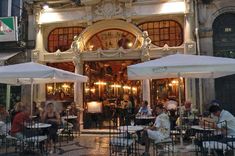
[153,133,174,156]
[57,119,74,146]
[0,120,20,155]
[195,120,235,156]
[21,120,48,154]
[109,115,135,156]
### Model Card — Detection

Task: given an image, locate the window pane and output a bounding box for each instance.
[138,20,183,47]
[48,27,84,52]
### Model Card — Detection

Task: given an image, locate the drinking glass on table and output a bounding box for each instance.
[131,120,134,126]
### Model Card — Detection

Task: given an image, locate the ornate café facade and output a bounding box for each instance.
[25,0,235,129]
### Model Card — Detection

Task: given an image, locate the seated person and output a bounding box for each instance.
[0,105,10,122]
[121,94,133,113]
[136,100,152,116]
[0,105,11,135]
[183,101,192,117]
[68,102,79,116]
[168,109,178,130]
[208,104,235,136]
[9,102,23,124]
[68,102,80,131]
[10,102,30,139]
[195,105,235,152]
[42,102,60,153]
[140,105,170,156]
[32,101,41,121]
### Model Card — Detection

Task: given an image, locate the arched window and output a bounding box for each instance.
[48,27,84,52]
[138,20,183,47]
[85,29,138,51]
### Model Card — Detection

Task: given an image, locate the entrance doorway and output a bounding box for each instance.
[83,60,141,129]
[213,13,235,115]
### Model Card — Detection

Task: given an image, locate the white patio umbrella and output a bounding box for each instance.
[0,62,88,115]
[127,54,235,145]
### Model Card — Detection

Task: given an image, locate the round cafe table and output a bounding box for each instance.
[135,116,155,125]
[118,125,144,134]
[191,125,215,131]
[26,123,52,129]
[62,115,78,120]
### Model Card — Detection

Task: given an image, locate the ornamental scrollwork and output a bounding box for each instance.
[94,0,123,19]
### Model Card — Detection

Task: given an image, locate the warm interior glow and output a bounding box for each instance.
[89,45,94,51]
[132,87,137,91]
[85,88,90,93]
[127,42,133,48]
[62,83,70,89]
[171,80,179,85]
[87,101,102,113]
[94,81,107,85]
[110,84,121,88]
[47,85,53,93]
[123,86,131,90]
[90,88,95,93]
[85,88,96,93]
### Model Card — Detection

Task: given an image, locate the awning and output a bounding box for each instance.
[0,52,21,65]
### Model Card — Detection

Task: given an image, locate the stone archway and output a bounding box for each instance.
[76,20,144,51]
[213,12,235,115]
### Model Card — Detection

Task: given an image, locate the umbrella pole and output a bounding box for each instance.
[30,79,33,116]
[178,74,184,146]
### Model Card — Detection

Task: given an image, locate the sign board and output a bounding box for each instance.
[0,17,18,42]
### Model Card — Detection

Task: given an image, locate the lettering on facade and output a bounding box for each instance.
[152,67,167,73]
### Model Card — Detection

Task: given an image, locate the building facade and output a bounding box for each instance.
[0,0,29,110]
[28,0,235,129]
[198,0,235,114]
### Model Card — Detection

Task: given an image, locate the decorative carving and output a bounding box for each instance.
[71,36,81,54]
[141,31,151,62]
[71,35,82,66]
[163,44,169,51]
[55,49,62,57]
[32,49,39,61]
[94,0,123,19]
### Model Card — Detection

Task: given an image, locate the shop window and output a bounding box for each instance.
[48,27,84,52]
[46,62,75,101]
[138,20,183,47]
[151,78,185,106]
[85,29,139,51]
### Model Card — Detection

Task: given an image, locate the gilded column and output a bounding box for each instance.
[141,31,151,104]
[32,6,44,62]
[184,0,197,108]
[29,6,46,105]
[72,36,84,129]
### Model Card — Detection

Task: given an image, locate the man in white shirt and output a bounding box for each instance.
[140,105,170,156]
[209,105,235,136]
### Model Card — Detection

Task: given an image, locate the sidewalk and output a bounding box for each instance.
[0,134,198,156]
[51,134,197,156]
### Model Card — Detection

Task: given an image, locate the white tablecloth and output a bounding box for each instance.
[26,123,51,129]
[118,125,144,133]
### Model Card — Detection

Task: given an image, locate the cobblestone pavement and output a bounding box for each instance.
[50,134,197,156]
[0,134,198,156]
